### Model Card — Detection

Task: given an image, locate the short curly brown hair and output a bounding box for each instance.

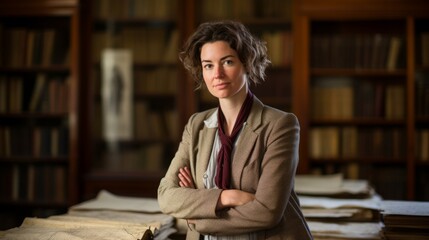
[179,20,271,89]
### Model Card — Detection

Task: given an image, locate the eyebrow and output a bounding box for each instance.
[201,55,235,63]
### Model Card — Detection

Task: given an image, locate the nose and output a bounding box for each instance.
[214,65,224,79]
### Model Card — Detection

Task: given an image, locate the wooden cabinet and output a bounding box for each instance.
[80,0,188,200]
[0,0,80,229]
[292,0,429,200]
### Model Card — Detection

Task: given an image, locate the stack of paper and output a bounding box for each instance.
[69,190,177,240]
[295,173,374,199]
[0,215,155,240]
[380,200,429,239]
[0,190,176,240]
[295,174,383,239]
[299,195,382,222]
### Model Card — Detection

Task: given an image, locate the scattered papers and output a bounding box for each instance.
[299,195,382,210]
[299,195,382,221]
[297,174,382,239]
[0,190,176,240]
[70,189,161,213]
[295,173,373,198]
[70,190,176,240]
[307,221,383,240]
[0,216,154,240]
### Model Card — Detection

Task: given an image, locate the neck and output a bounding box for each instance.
[219,87,249,135]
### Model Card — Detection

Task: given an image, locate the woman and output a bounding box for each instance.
[157,20,313,240]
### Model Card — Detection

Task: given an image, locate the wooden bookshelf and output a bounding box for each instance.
[292,0,429,200]
[79,0,188,200]
[0,0,80,230]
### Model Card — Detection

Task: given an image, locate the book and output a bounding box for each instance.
[386,36,402,70]
[42,29,55,66]
[309,127,340,158]
[29,74,47,112]
[311,77,354,119]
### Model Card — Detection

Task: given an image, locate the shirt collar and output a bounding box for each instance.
[203,108,250,129]
[204,109,218,128]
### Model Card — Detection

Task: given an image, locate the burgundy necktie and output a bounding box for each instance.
[215,91,254,189]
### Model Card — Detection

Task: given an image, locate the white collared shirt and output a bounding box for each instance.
[202,109,256,240]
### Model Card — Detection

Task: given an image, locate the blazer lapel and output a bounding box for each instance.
[231,127,257,187]
[231,97,264,188]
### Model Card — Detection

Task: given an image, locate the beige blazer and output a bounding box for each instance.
[158,97,313,240]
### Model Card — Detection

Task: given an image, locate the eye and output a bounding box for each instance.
[223,59,233,65]
[203,63,213,70]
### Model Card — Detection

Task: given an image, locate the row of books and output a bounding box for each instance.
[99,143,168,172]
[310,127,405,159]
[311,77,405,120]
[92,102,179,142]
[92,61,178,98]
[95,0,178,19]
[311,34,404,70]
[0,26,70,67]
[133,102,179,141]
[261,31,293,67]
[0,164,67,203]
[0,75,70,114]
[133,68,178,95]
[0,125,69,157]
[201,0,292,20]
[92,28,179,65]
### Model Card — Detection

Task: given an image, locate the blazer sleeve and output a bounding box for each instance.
[191,113,301,235]
[157,113,223,220]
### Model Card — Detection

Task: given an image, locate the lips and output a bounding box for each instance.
[214,82,229,89]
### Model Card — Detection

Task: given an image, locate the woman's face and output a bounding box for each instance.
[200,41,247,99]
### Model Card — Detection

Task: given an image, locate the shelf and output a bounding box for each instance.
[0,157,69,164]
[0,66,70,73]
[309,157,406,164]
[293,0,429,200]
[311,68,406,77]
[0,2,80,227]
[310,118,405,126]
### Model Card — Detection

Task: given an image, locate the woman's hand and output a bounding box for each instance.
[178,166,197,227]
[178,166,195,188]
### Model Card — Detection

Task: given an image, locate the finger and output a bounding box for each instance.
[183,167,195,188]
[179,173,191,187]
[180,168,193,183]
[184,166,191,176]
